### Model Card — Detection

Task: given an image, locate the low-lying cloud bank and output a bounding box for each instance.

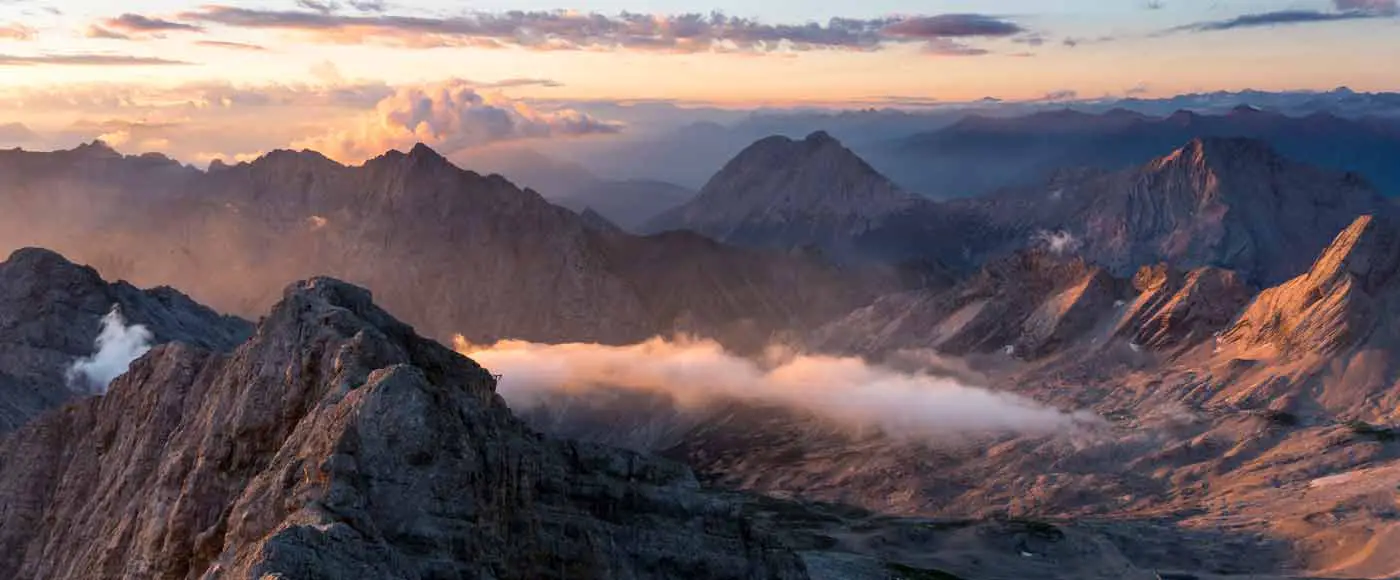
[66,306,152,395]
[456,336,1098,443]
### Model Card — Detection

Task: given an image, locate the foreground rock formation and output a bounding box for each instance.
[0,275,807,579]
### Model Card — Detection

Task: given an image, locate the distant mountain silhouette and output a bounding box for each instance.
[943,137,1389,285]
[644,131,927,261]
[874,107,1400,198]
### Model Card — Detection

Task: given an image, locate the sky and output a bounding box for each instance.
[0,0,1397,164]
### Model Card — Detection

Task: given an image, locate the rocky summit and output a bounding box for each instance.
[645,131,921,259]
[0,273,807,580]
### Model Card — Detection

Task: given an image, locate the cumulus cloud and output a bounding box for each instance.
[457,336,1097,449]
[66,306,153,395]
[177,6,1023,54]
[296,79,622,163]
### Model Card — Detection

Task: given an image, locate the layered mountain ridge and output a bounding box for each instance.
[0,141,890,352]
[0,247,251,433]
[878,105,1400,198]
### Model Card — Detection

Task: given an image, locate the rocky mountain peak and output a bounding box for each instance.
[406,141,450,165]
[802,129,840,146]
[1302,214,1400,294]
[643,130,917,256]
[1222,215,1400,355]
[0,271,808,578]
[1150,137,1282,178]
[1,249,251,433]
[1115,264,1252,351]
[70,140,120,159]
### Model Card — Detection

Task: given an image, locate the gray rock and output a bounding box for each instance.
[0,248,250,433]
[0,275,808,580]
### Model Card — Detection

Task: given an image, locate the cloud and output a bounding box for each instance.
[85,26,132,40]
[296,78,623,163]
[177,6,1025,53]
[486,78,565,89]
[1335,0,1398,15]
[348,0,387,12]
[882,14,1024,38]
[1171,1,1396,33]
[1042,89,1079,101]
[0,53,191,66]
[457,337,1098,450]
[0,121,38,144]
[0,23,36,40]
[103,13,204,33]
[295,0,339,14]
[66,306,153,395]
[69,118,182,152]
[921,38,991,56]
[1033,230,1082,254]
[194,39,267,51]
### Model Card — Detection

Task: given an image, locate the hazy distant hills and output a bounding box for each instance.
[875,106,1400,198]
[457,146,696,231]
[552,179,695,231]
[0,141,890,350]
[645,130,1388,287]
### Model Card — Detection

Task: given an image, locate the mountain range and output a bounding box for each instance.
[6,118,1400,578]
[0,141,889,352]
[873,106,1400,198]
[645,130,1389,288]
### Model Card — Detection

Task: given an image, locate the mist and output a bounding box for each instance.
[67,306,153,395]
[456,336,1098,446]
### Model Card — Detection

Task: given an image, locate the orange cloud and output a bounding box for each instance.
[295,79,622,163]
[0,23,37,41]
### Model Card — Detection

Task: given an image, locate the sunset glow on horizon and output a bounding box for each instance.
[2,0,1397,164]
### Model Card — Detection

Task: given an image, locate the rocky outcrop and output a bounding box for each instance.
[0,276,808,579]
[1222,214,1400,355]
[956,138,1387,285]
[1114,264,1253,351]
[813,250,1124,358]
[644,131,921,260]
[0,248,250,433]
